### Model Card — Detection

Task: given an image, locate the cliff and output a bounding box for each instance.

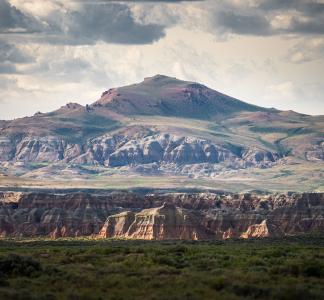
[98,203,212,240]
[0,132,279,169]
[0,191,323,239]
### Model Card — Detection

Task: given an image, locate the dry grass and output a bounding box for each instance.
[1,160,323,193]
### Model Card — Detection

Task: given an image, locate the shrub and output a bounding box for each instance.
[301,263,323,278]
[0,254,42,277]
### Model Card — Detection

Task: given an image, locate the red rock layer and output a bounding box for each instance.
[0,191,323,239]
[99,203,212,240]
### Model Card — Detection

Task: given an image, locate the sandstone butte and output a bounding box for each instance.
[98,202,212,240]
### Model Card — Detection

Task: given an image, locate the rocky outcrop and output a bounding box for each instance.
[240,220,281,239]
[0,192,119,238]
[0,132,280,173]
[0,191,323,239]
[14,136,66,162]
[99,203,212,240]
[98,211,135,238]
[305,141,324,161]
[107,134,240,167]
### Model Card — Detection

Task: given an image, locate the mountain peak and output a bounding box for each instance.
[94,75,264,119]
[143,74,177,82]
[60,103,84,110]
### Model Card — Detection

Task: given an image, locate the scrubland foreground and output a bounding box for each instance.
[0,236,323,300]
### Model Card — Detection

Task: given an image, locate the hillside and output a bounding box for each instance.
[0,75,323,192]
[93,74,265,118]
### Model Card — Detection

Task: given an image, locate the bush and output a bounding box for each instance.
[0,254,42,277]
[301,263,323,278]
[274,286,312,300]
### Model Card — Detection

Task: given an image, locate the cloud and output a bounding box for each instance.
[0,40,34,63]
[63,3,165,44]
[262,80,324,114]
[258,0,324,14]
[287,37,324,63]
[264,80,324,104]
[0,62,18,74]
[205,0,324,37]
[264,81,298,103]
[213,11,271,36]
[0,76,16,89]
[0,0,41,33]
[74,0,202,2]
[1,0,167,45]
[0,40,34,73]
[4,0,324,47]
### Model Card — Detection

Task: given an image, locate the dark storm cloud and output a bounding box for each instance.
[258,0,304,10]
[0,41,34,63]
[0,0,166,45]
[287,16,324,35]
[258,0,324,35]
[300,2,324,15]
[61,3,165,44]
[0,0,41,33]
[74,0,202,2]
[211,0,324,36]
[0,40,34,74]
[215,11,271,36]
[70,0,324,38]
[258,0,324,13]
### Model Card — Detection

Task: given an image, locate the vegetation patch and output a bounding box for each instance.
[53,115,121,143]
[0,236,322,300]
[250,126,315,136]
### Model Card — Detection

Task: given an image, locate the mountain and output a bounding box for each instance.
[93,74,265,118]
[0,75,323,192]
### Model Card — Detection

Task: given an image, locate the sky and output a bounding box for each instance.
[0,0,324,119]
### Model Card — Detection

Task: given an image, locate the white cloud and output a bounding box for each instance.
[288,37,324,63]
[264,81,297,103]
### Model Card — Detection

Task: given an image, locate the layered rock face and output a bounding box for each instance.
[99,203,211,240]
[98,211,136,239]
[240,220,282,239]
[0,191,323,239]
[0,132,279,169]
[0,192,123,238]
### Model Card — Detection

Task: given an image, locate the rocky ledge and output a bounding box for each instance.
[0,191,323,239]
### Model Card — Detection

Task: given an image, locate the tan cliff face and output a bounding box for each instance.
[98,203,212,240]
[0,191,323,239]
[240,220,282,239]
[98,211,135,238]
